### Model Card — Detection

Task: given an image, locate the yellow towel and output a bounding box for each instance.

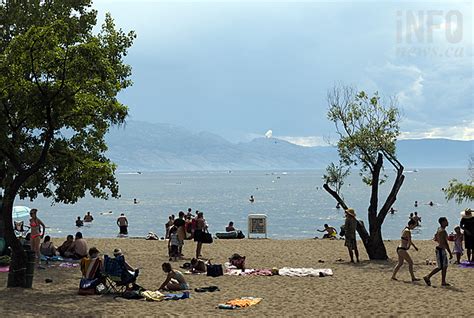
[226,297,262,307]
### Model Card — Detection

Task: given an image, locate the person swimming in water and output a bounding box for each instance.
[249,195,255,203]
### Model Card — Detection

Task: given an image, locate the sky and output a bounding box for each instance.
[94,0,473,146]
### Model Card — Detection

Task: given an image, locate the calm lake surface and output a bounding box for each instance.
[15,169,469,240]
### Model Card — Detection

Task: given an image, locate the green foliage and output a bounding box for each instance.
[323,161,350,196]
[327,85,400,185]
[0,0,136,203]
[444,180,474,204]
[444,155,474,204]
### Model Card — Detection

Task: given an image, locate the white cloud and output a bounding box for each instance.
[278,136,328,147]
[400,122,474,140]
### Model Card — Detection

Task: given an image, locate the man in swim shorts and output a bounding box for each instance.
[423,217,452,287]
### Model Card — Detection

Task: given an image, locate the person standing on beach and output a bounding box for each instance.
[174,211,186,256]
[165,215,174,239]
[344,208,359,263]
[194,212,207,259]
[117,213,129,235]
[460,208,474,262]
[423,217,452,287]
[29,209,46,266]
[391,219,420,282]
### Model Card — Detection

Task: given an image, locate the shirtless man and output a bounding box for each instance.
[423,217,453,287]
[117,213,129,235]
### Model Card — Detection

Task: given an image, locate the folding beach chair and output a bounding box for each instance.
[103,255,137,294]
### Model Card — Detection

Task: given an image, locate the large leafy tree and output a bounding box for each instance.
[444,155,474,204]
[0,0,136,287]
[323,85,404,260]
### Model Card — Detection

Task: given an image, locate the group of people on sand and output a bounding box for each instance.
[165,208,209,261]
[391,208,474,287]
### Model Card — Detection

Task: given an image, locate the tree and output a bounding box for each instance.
[0,0,136,287]
[323,85,404,260]
[444,154,474,203]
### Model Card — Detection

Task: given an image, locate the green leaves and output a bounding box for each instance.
[327,85,401,181]
[1,0,135,204]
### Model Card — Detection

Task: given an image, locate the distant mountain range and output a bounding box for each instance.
[105,121,473,171]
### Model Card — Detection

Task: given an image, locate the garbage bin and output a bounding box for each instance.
[24,250,36,288]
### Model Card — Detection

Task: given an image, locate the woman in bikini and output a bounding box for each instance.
[391,219,420,282]
[159,262,189,291]
[29,209,46,266]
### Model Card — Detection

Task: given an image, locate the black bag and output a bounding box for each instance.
[202,232,213,244]
[206,264,223,277]
[79,278,98,289]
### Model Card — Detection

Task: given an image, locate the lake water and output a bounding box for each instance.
[14,169,469,240]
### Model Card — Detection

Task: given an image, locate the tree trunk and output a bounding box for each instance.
[2,192,28,287]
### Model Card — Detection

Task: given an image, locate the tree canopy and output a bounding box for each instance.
[324,85,404,260]
[444,155,474,204]
[0,0,136,287]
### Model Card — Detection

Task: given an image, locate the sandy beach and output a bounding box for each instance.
[0,238,472,317]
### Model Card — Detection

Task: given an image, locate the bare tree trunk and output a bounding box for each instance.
[2,192,28,287]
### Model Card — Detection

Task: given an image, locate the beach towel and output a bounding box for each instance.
[278,267,333,277]
[459,261,474,268]
[141,290,165,302]
[0,266,9,273]
[58,262,79,268]
[225,268,273,276]
[164,291,190,300]
[218,297,262,309]
[40,255,64,262]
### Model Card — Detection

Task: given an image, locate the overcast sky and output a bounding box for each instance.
[94,0,473,145]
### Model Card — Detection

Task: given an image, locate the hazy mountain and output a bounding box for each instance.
[105,121,473,171]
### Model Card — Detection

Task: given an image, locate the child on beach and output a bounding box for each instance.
[423,217,453,287]
[159,262,189,291]
[168,226,180,261]
[453,226,464,264]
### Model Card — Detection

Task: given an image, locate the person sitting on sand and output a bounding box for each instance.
[344,208,359,263]
[76,216,84,227]
[40,235,57,257]
[80,247,103,280]
[84,212,94,223]
[391,219,420,282]
[57,235,74,257]
[317,224,337,239]
[159,262,189,291]
[68,232,88,260]
[226,221,236,232]
[190,258,207,273]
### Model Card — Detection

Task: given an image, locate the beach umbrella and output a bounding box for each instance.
[12,206,31,219]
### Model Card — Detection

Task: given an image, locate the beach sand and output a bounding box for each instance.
[0,238,471,317]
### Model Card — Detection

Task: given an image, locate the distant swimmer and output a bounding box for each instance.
[390,207,397,214]
[100,211,113,215]
[84,211,94,223]
[428,201,434,207]
[133,198,138,204]
[76,216,84,227]
[414,201,418,208]
[249,195,255,203]
[336,202,341,209]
